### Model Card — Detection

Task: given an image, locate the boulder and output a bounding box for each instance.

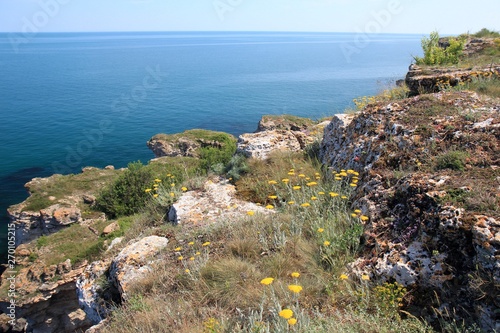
[109,236,169,300]
[102,222,120,235]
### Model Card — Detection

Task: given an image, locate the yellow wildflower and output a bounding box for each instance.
[334,177,342,181]
[177,256,183,260]
[351,213,357,218]
[288,201,295,205]
[354,209,361,214]
[329,192,339,197]
[301,202,311,207]
[153,194,159,198]
[174,247,182,251]
[170,192,175,197]
[282,178,290,183]
[288,318,297,326]
[202,242,210,247]
[265,204,274,209]
[311,196,318,200]
[360,215,369,221]
[185,269,190,273]
[189,257,195,261]
[293,186,301,190]
[279,309,294,319]
[361,275,370,281]
[306,181,317,186]
[268,195,278,199]
[288,284,303,293]
[170,183,175,187]
[268,180,278,185]
[339,172,348,177]
[247,211,255,216]
[181,186,188,192]
[341,195,348,199]
[154,178,161,182]
[318,191,325,195]
[195,251,201,255]
[145,188,152,193]
[298,174,305,178]
[317,228,324,233]
[188,242,194,246]
[288,172,295,176]
[323,241,331,246]
[340,274,348,280]
[291,272,300,278]
[260,277,274,285]
[350,183,357,187]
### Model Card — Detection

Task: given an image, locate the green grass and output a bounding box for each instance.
[19,168,118,212]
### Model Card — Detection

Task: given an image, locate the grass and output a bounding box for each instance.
[19,168,119,212]
[93,150,435,332]
[435,150,469,171]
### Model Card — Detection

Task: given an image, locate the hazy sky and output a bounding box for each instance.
[0,0,498,35]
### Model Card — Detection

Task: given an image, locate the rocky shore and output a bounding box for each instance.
[1,35,499,332]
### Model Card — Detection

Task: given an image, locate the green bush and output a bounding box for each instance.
[473,28,500,38]
[225,153,249,181]
[199,133,237,171]
[95,161,154,218]
[414,31,465,65]
[435,150,468,171]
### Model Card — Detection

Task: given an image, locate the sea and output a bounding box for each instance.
[0,31,422,262]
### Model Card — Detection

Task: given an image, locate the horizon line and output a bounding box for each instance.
[0,29,431,35]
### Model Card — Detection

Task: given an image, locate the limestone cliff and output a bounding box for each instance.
[320,91,500,331]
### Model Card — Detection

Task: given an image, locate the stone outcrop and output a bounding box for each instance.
[237,115,329,159]
[10,204,82,246]
[0,260,93,333]
[168,177,271,226]
[147,129,236,158]
[405,64,500,96]
[320,91,500,331]
[109,236,169,300]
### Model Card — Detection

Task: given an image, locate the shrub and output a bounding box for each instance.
[473,28,500,38]
[199,133,237,171]
[435,150,468,171]
[95,161,153,218]
[414,31,466,65]
[225,153,249,181]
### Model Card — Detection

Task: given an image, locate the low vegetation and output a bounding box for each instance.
[414,31,466,66]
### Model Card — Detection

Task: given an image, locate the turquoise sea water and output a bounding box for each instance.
[0,31,422,261]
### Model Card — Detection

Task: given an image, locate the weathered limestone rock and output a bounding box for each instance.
[168,178,270,226]
[109,236,169,300]
[76,259,113,325]
[237,130,303,159]
[0,261,93,333]
[237,115,329,159]
[405,64,500,96]
[320,91,500,330]
[102,222,120,235]
[10,204,82,246]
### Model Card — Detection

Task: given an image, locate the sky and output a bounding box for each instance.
[0,0,499,35]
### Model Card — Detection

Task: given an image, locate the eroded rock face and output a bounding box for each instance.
[10,204,82,246]
[237,115,329,159]
[320,91,500,330]
[76,259,113,325]
[405,64,500,96]
[109,236,169,300]
[0,261,93,333]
